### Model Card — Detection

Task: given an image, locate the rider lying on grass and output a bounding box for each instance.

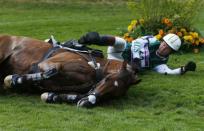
[77,32,196,75]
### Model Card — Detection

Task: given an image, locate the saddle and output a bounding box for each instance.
[47,36,104,58]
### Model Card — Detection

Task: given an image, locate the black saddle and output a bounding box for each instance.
[62,39,104,58]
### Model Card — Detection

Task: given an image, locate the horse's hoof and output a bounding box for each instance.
[77,95,96,108]
[4,75,13,89]
[41,92,49,102]
[41,92,61,103]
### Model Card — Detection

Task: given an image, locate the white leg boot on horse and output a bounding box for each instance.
[4,60,60,89]
[4,68,58,89]
[41,92,83,104]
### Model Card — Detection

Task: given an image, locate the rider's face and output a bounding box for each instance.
[157,41,172,56]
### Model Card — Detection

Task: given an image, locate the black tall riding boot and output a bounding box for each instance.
[78,32,115,46]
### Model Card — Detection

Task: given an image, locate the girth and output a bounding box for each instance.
[29,46,60,73]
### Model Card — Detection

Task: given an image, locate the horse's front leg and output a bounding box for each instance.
[40,92,85,104]
[3,61,61,89]
[77,76,120,108]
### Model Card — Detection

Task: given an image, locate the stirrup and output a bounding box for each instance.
[45,35,60,47]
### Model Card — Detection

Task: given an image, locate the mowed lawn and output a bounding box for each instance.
[0,1,204,130]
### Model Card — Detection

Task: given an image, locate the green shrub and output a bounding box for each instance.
[127,0,203,30]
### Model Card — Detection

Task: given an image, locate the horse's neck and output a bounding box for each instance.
[97,58,123,74]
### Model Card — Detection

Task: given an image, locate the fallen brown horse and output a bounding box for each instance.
[0,34,140,107]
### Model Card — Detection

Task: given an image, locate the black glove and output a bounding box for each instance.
[181,61,196,74]
[78,32,100,45]
[185,61,196,71]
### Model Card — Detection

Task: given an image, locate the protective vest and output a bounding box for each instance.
[122,36,169,69]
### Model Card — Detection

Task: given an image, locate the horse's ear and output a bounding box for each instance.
[121,61,127,70]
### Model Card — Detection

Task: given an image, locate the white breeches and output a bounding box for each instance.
[107,37,126,61]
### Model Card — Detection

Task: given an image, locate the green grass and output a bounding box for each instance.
[0,1,204,130]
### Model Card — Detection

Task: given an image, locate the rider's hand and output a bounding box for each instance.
[185,61,196,71]
[181,61,196,75]
[78,32,100,45]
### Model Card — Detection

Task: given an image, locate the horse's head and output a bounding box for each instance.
[77,61,141,108]
[94,61,141,98]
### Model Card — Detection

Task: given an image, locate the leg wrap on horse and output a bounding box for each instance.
[41,92,81,104]
[42,90,100,106]
[4,68,58,89]
[22,68,58,82]
[41,92,61,103]
[25,68,58,81]
[8,74,22,88]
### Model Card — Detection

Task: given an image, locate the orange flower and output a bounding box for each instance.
[127,37,134,42]
[159,29,164,36]
[162,18,172,27]
[162,18,168,23]
[164,18,170,24]
[167,21,173,27]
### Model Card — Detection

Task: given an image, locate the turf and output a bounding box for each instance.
[0,1,203,130]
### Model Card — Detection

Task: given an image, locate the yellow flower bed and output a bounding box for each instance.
[123,18,204,51]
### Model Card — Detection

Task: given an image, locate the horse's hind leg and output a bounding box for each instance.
[3,61,61,89]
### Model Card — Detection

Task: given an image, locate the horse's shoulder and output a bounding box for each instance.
[0,34,12,40]
[0,35,28,43]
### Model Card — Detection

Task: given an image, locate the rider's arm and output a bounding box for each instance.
[153,64,182,75]
[153,61,196,75]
